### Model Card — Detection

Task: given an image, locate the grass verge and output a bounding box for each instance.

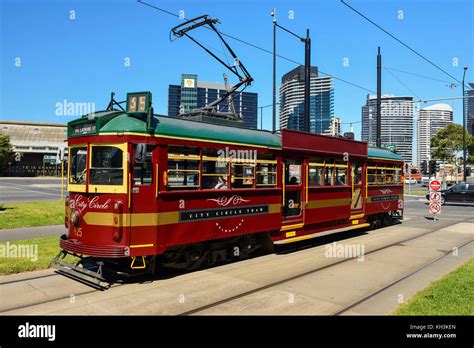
[394,258,474,315]
[0,235,77,275]
[0,201,64,229]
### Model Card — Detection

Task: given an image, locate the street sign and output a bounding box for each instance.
[429,179,441,191]
[429,202,441,215]
[429,191,441,202]
[43,155,56,165]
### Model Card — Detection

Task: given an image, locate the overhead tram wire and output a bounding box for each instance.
[383,66,452,85]
[383,67,420,99]
[340,0,472,90]
[137,0,376,94]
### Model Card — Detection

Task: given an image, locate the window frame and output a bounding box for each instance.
[67,143,88,193]
[88,142,128,194]
[308,161,348,187]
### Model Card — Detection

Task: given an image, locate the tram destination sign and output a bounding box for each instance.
[71,121,96,135]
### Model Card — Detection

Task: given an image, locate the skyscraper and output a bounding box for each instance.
[361,94,414,163]
[168,74,258,129]
[322,116,342,136]
[279,65,334,134]
[417,104,453,164]
[466,82,474,136]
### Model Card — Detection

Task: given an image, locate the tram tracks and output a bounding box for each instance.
[178,216,474,315]
[1,216,471,315]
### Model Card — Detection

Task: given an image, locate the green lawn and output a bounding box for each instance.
[394,258,474,315]
[0,201,64,229]
[0,235,78,275]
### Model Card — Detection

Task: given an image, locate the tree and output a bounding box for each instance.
[0,134,14,174]
[430,124,473,166]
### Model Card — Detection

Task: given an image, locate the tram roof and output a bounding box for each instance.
[69,111,282,149]
[367,147,403,161]
[69,111,403,161]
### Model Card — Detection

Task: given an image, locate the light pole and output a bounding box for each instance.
[259,103,279,130]
[446,82,457,113]
[462,66,468,182]
[271,9,277,133]
[271,12,311,132]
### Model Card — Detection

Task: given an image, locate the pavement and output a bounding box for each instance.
[0,198,472,315]
[0,225,65,242]
[0,177,65,203]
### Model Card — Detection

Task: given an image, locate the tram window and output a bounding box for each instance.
[367,168,375,184]
[133,144,153,185]
[231,164,255,189]
[256,153,277,188]
[69,146,87,184]
[90,146,123,185]
[353,164,362,185]
[324,167,334,186]
[335,167,347,185]
[309,166,324,186]
[394,168,402,183]
[202,147,229,190]
[285,161,302,185]
[167,145,200,190]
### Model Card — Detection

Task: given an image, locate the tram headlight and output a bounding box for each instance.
[71,210,81,227]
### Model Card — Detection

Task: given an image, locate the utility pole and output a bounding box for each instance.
[304,29,311,132]
[462,66,468,182]
[376,47,382,148]
[272,15,311,133]
[271,9,277,133]
[445,83,457,113]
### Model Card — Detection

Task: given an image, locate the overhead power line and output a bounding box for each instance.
[383,67,420,99]
[383,66,452,84]
[137,0,376,94]
[340,0,472,90]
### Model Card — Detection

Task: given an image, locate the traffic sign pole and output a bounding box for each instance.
[429,179,442,221]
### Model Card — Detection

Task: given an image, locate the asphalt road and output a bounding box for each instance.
[0,177,65,203]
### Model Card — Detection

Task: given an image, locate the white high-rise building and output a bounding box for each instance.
[417,103,453,164]
[361,94,414,163]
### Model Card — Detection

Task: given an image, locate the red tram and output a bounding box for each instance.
[52,92,404,285]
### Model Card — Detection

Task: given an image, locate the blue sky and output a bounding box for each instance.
[1,0,472,139]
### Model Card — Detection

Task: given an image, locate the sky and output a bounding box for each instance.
[1,0,473,140]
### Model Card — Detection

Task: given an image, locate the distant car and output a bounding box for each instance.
[425,182,474,205]
[421,176,430,187]
[405,178,417,184]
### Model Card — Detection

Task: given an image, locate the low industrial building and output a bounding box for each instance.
[0,121,67,176]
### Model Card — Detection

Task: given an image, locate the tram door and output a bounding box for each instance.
[129,144,158,244]
[282,159,304,225]
[350,162,364,214]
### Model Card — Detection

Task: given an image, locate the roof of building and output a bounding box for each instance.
[368,147,404,161]
[421,103,453,112]
[0,121,67,149]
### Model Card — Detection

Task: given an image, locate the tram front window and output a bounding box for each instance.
[90,146,123,185]
[69,147,87,184]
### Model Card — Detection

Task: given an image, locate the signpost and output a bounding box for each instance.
[429,179,442,220]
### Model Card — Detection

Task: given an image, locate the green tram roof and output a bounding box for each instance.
[367,147,403,161]
[68,111,402,161]
[69,111,281,149]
